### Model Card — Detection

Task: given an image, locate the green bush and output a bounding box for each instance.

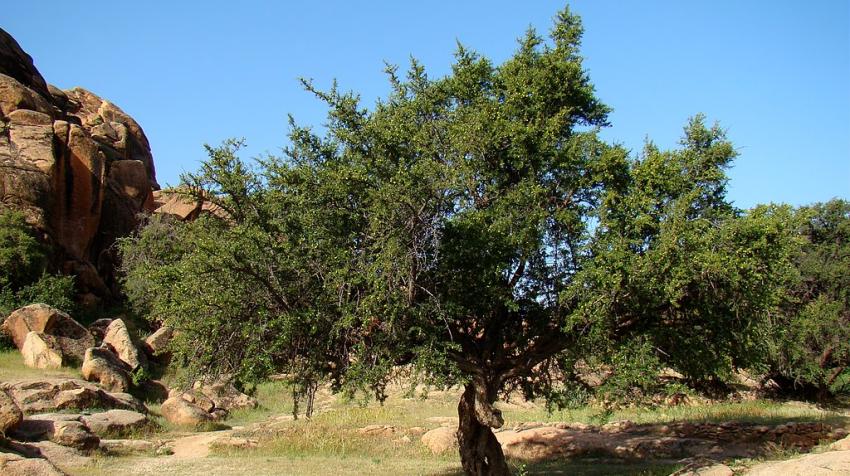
[0,209,76,317]
[766,199,850,398]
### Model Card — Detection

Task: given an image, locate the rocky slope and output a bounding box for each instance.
[0,27,158,301]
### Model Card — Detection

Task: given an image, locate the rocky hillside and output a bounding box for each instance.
[0,27,158,301]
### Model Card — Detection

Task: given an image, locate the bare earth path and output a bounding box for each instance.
[169,430,233,458]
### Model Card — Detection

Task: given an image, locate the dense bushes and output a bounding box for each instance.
[0,209,75,318]
[765,199,850,398]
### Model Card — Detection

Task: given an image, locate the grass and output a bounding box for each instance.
[0,347,81,380]
[499,398,847,427]
[3,347,845,475]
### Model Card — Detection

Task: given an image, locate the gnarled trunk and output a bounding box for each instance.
[456,382,510,476]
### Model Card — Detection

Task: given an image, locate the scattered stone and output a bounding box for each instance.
[81,347,132,392]
[160,396,212,426]
[407,426,428,436]
[1,304,93,362]
[0,378,144,414]
[1,388,24,434]
[20,332,64,369]
[102,319,147,369]
[80,410,148,436]
[421,426,458,454]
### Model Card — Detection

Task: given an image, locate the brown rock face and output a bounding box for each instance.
[0,27,158,299]
[1,388,24,434]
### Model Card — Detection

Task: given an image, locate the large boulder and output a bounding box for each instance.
[1,388,23,434]
[20,332,64,369]
[80,347,132,393]
[160,396,212,426]
[421,426,458,454]
[0,378,144,414]
[101,319,146,370]
[1,304,94,362]
[11,414,99,451]
[0,451,66,476]
[80,410,148,437]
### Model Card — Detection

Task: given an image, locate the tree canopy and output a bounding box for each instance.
[119,7,802,475]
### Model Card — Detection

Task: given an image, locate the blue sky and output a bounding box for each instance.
[4,1,848,208]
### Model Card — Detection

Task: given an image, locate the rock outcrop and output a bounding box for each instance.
[1,388,23,434]
[0,27,158,299]
[192,376,257,412]
[101,319,147,370]
[159,395,213,426]
[2,304,94,364]
[80,347,132,393]
[20,332,64,369]
[0,378,144,414]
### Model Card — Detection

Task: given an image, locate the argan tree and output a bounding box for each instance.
[120,7,794,475]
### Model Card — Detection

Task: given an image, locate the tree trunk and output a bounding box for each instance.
[457,382,510,476]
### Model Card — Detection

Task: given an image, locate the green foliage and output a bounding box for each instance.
[119,6,795,428]
[0,209,46,290]
[766,199,850,397]
[0,209,76,318]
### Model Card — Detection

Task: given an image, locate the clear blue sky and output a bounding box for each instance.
[4,1,848,208]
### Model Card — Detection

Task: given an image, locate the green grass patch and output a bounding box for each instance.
[0,348,80,380]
